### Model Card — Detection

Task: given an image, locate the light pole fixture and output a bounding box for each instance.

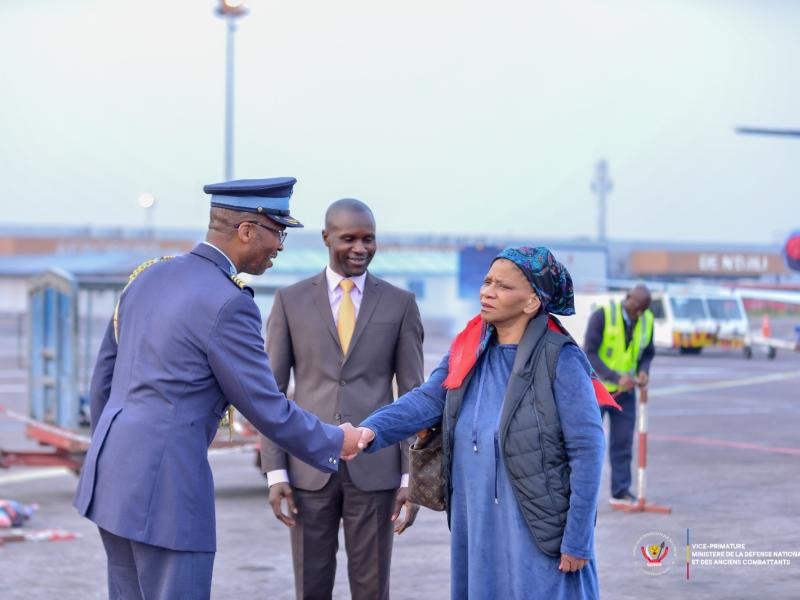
[137,192,156,239]
[216,0,248,181]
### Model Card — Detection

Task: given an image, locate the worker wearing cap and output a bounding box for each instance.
[74,178,362,599]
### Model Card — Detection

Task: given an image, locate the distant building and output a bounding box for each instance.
[0,225,195,258]
[0,226,795,323]
[606,239,796,285]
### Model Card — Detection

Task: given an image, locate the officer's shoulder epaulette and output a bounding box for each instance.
[230,274,254,297]
[113,256,175,343]
[127,255,176,285]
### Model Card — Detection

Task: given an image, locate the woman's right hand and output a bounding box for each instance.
[356,427,376,450]
[558,553,587,572]
[340,427,377,460]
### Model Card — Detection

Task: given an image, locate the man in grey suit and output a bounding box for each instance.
[260,199,424,600]
[74,178,362,600]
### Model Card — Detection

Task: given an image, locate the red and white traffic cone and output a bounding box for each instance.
[611,387,671,514]
[761,314,772,339]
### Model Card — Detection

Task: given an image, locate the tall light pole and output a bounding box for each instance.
[217,0,248,181]
[591,158,613,243]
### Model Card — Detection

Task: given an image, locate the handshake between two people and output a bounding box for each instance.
[271,422,419,534]
[337,423,376,460]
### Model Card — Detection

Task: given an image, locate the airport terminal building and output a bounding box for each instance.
[0,226,796,322]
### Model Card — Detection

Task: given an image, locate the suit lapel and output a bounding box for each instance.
[311,271,342,351]
[342,272,382,367]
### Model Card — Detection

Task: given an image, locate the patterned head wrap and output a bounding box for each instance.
[443,246,619,408]
[493,246,575,316]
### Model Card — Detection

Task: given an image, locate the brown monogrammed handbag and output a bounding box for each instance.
[407,427,446,511]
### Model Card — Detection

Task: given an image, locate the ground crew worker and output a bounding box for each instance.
[584,284,654,504]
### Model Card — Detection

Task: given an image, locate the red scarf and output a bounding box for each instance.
[443,314,621,411]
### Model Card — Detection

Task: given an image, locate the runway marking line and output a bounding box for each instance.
[650,433,800,457]
[649,369,800,398]
[0,467,72,485]
[648,370,800,456]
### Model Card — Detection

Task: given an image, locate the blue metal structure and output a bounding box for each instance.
[28,269,79,429]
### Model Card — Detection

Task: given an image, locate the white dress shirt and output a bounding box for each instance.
[325,266,367,323]
[201,241,237,275]
[268,266,409,489]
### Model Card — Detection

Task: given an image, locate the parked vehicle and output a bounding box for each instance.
[563,287,794,359]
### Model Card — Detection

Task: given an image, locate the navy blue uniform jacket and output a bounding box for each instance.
[74,244,344,552]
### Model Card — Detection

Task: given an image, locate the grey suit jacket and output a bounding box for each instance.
[260,270,424,492]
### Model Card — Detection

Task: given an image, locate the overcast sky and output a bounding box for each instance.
[1,0,798,244]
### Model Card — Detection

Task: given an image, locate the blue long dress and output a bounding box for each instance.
[362,341,604,600]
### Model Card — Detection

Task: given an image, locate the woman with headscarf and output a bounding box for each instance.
[355,247,610,599]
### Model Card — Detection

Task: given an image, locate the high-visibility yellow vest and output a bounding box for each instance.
[598,301,654,392]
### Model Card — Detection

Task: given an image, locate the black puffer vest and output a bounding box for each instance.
[441,313,572,557]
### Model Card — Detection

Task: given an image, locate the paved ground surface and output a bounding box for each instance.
[1,315,799,599]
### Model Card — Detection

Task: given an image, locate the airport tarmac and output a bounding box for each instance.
[1,331,799,599]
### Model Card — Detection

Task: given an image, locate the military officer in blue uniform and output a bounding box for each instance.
[74,177,362,599]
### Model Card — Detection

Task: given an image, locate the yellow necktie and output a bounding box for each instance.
[337,279,356,354]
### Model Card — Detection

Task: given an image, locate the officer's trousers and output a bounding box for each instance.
[99,527,215,599]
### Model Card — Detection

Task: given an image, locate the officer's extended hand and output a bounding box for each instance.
[391,487,419,535]
[269,482,297,528]
[558,553,587,572]
[339,423,363,460]
[618,373,636,392]
[340,425,377,460]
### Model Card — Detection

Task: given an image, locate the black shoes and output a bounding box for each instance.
[609,491,638,505]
